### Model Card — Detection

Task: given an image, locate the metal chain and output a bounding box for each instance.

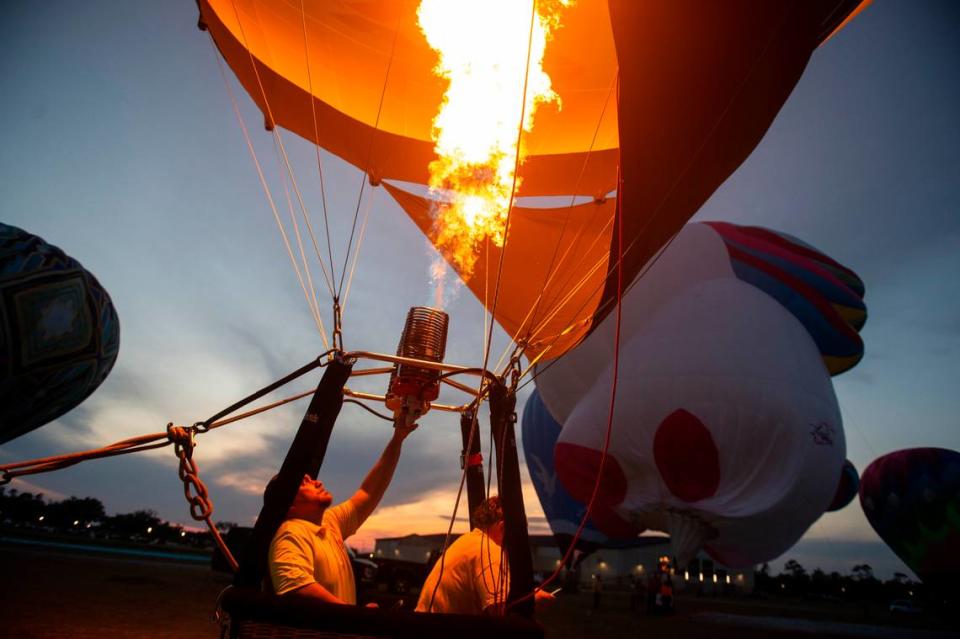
[169,424,213,520]
[166,423,239,572]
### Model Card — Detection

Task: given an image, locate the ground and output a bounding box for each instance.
[1,544,956,638]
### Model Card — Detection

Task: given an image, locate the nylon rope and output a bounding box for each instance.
[274,132,327,336]
[476,1,541,610]
[339,182,376,314]
[227,0,337,304]
[209,35,330,348]
[516,3,800,390]
[510,16,791,576]
[0,386,324,484]
[492,74,618,374]
[428,1,539,613]
[493,207,615,375]
[477,0,541,612]
[517,226,682,391]
[298,0,337,288]
[336,6,403,299]
[270,126,337,298]
[509,143,625,611]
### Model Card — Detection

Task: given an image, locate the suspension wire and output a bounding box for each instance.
[274,132,327,335]
[428,2,539,614]
[339,182,376,314]
[498,242,606,377]
[840,403,879,460]
[298,0,337,286]
[271,125,337,299]
[475,1,540,610]
[0,378,334,485]
[511,13,801,595]
[492,75,618,374]
[516,227,681,393]
[505,205,612,359]
[198,352,331,429]
[493,208,615,375]
[509,145,626,612]
[1,350,335,532]
[516,245,612,358]
[521,0,805,389]
[337,8,403,300]
[223,0,344,357]
[209,35,331,349]
[228,0,337,301]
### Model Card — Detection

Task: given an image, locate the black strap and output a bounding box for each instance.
[234,358,353,588]
[489,383,534,617]
[460,412,486,529]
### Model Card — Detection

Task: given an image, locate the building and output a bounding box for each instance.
[374,533,754,594]
[374,533,449,564]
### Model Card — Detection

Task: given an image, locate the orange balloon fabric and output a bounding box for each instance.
[199,0,867,360]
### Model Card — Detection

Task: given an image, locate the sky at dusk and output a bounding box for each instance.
[2,1,958,580]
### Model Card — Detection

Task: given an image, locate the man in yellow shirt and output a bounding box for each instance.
[416,497,554,615]
[268,417,418,605]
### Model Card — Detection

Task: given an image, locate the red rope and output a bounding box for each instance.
[510,112,626,609]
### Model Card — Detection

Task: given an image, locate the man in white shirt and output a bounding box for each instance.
[416,497,554,615]
[268,418,417,604]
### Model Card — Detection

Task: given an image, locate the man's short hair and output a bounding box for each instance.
[263,474,291,507]
[472,496,503,530]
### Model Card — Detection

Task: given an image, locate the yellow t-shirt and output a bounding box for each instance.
[415,529,509,614]
[269,501,360,603]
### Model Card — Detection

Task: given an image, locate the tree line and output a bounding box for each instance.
[754,558,923,604]
[0,487,237,548]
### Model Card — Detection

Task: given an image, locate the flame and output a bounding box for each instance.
[418,0,570,280]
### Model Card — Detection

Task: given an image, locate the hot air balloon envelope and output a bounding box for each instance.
[198,0,868,361]
[0,224,120,443]
[860,448,960,596]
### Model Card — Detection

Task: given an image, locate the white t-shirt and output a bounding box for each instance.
[415,529,509,614]
[269,501,360,603]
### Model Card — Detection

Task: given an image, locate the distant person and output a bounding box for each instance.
[266,415,419,605]
[592,573,603,610]
[630,574,645,611]
[415,496,554,615]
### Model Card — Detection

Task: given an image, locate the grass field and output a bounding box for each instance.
[2,544,956,639]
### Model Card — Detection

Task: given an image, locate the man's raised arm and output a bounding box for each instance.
[347,418,418,524]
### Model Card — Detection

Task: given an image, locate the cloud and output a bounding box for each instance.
[7,478,68,502]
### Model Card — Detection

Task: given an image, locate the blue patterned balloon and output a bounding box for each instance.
[0,224,120,443]
[522,389,614,553]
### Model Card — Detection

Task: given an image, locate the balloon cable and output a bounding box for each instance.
[274,132,328,337]
[337,6,403,300]
[493,75,618,374]
[298,0,337,291]
[428,0,540,613]
[208,34,331,349]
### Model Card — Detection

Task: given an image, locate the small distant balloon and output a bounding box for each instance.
[860,448,960,596]
[0,223,120,443]
[826,459,860,512]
